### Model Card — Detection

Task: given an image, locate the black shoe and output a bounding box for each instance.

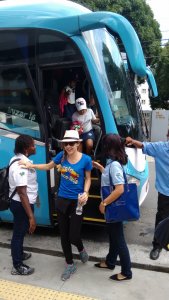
[110,273,132,281]
[22,252,32,261]
[94,262,115,270]
[11,263,34,275]
[150,248,161,260]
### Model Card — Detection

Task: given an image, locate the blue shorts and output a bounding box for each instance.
[80,130,95,141]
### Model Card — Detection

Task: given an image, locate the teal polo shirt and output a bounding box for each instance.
[143,142,169,196]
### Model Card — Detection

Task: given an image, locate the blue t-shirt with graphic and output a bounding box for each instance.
[53,151,92,200]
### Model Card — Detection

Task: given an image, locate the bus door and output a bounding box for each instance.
[39,65,85,224]
[39,64,104,224]
[0,63,51,226]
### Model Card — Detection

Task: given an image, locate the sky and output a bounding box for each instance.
[146,0,169,43]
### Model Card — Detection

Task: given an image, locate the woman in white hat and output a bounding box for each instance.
[19,130,92,281]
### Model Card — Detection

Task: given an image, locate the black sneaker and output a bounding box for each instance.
[22,252,32,261]
[11,263,34,275]
[150,248,161,260]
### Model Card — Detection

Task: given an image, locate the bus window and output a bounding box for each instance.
[83,29,140,139]
[0,30,36,86]
[38,30,82,65]
[0,65,41,138]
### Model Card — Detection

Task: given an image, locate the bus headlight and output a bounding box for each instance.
[126,175,140,186]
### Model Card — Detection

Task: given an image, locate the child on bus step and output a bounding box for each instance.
[72,98,99,155]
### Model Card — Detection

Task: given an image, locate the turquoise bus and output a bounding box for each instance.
[0,0,157,225]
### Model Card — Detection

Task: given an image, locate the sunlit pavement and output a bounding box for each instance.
[0,247,169,300]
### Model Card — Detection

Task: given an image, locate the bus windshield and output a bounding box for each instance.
[83,28,140,139]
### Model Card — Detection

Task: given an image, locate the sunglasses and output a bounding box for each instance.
[63,141,77,147]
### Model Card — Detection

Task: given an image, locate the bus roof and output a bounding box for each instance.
[0,0,158,95]
[0,0,90,17]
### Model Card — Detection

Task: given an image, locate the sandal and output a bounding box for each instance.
[110,273,132,281]
[94,261,115,270]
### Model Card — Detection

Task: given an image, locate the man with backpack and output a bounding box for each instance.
[9,134,38,275]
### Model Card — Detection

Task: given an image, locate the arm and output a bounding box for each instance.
[79,170,91,205]
[84,170,91,194]
[125,137,143,149]
[17,186,36,234]
[99,184,124,214]
[20,160,55,171]
[90,109,99,124]
[30,160,55,170]
[92,117,100,124]
[92,161,104,173]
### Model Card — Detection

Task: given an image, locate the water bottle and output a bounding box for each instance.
[76,193,83,215]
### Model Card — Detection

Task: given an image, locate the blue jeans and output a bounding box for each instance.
[10,200,34,268]
[106,222,132,278]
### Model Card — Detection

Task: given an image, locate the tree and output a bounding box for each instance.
[74,0,161,68]
[151,43,169,109]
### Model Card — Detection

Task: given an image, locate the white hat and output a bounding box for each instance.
[57,130,82,143]
[75,98,87,111]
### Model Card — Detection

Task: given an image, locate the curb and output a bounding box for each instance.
[1,242,169,274]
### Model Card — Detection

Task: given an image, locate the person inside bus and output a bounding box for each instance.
[88,93,98,117]
[59,79,77,119]
[93,134,132,281]
[88,93,101,145]
[72,98,99,155]
[9,134,37,276]
[125,136,169,261]
[19,130,92,281]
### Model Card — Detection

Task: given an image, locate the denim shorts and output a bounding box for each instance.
[81,130,95,141]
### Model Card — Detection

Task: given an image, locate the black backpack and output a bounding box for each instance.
[0,158,21,211]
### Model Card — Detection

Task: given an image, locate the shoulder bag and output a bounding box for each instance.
[102,163,140,222]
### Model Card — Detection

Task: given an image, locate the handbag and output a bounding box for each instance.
[102,163,140,222]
